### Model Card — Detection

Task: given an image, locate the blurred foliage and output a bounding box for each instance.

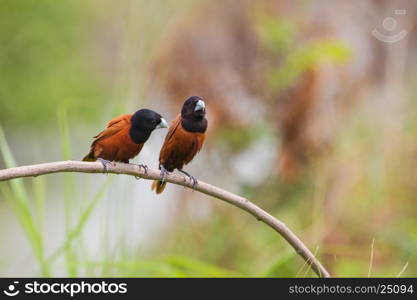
[0,125,49,275]
[0,0,106,128]
[254,10,352,93]
[74,256,241,277]
[266,41,351,92]
[214,124,271,152]
[254,15,295,53]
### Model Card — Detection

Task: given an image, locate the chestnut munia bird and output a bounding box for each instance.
[83,109,168,168]
[152,96,207,194]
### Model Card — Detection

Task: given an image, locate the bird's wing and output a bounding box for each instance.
[91,114,132,147]
[105,114,132,129]
[163,114,181,145]
[158,114,181,163]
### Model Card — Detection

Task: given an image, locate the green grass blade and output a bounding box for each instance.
[0,126,30,204]
[46,177,112,265]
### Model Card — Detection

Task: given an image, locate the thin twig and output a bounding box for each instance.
[0,160,331,277]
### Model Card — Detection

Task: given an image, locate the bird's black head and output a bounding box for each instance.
[130,109,168,144]
[181,96,207,133]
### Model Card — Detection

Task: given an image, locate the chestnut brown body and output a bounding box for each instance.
[152,96,207,194]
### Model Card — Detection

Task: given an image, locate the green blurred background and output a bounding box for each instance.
[1,0,417,277]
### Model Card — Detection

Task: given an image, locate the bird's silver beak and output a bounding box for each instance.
[157,118,168,129]
[194,99,206,112]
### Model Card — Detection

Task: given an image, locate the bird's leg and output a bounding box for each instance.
[160,165,169,184]
[178,169,198,189]
[97,158,112,173]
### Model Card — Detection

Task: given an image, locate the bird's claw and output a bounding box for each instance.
[97,158,112,173]
[137,164,149,174]
[179,169,198,190]
[190,176,198,190]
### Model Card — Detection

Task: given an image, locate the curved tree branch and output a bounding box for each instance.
[0,160,330,277]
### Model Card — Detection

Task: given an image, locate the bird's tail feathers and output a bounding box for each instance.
[82,150,96,162]
[151,180,166,194]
